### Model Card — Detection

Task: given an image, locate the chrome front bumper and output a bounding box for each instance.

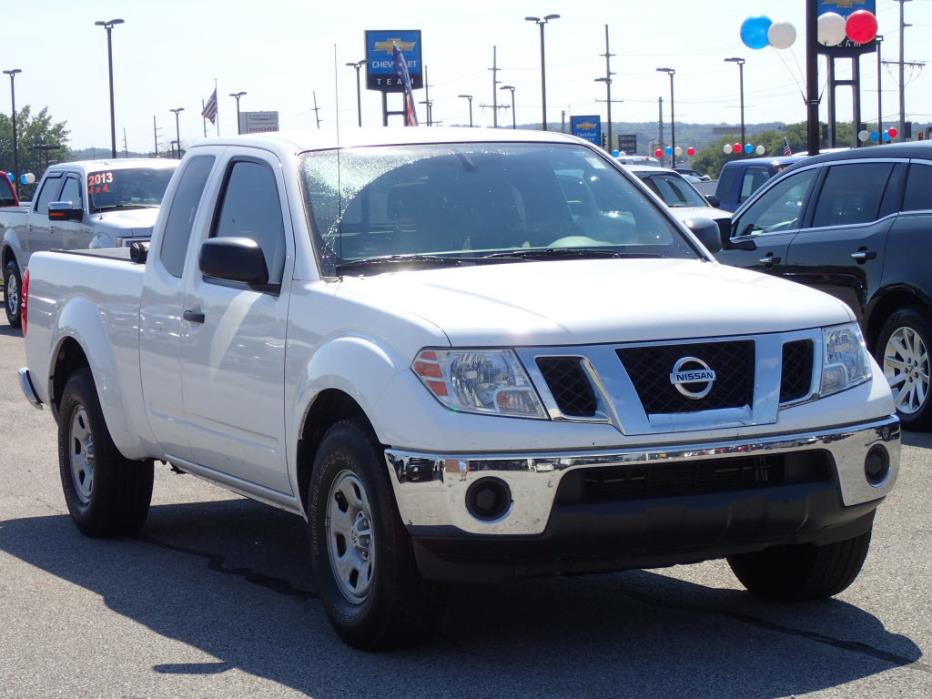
[385,416,900,536]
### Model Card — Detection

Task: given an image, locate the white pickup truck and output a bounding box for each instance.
[19,129,900,650]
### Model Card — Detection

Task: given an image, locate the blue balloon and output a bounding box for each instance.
[744,143,754,154]
[870,131,880,142]
[19,174,28,185]
[664,146,673,155]
[882,132,891,142]
[611,149,620,157]
[740,16,773,50]
[5,172,12,182]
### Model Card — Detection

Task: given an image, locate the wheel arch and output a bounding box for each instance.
[866,285,932,350]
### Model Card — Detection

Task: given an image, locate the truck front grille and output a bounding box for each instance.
[780,340,815,403]
[536,357,598,418]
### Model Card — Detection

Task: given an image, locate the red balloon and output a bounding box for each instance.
[846,10,878,44]
[687,147,696,157]
[734,142,743,153]
[654,148,664,158]
[887,127,898,139]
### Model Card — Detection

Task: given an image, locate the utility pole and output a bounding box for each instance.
[657,68,676,167]
[805,0,821,155]
[123,127,128,157]
[423,65,432,126]
[595,24,616,151]
[3,69,22,195]
[153,115,160,156]
[561,110,566,133]
[458,94,474,127]
[896,0,911,140]
[312,90,322,129]
[489,46,501,127]
[500,86,517,128]
[480,103,510,125]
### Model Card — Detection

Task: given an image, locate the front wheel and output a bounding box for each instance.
[876,307,932,430]
[728,531,872,601]
[308,419,442,650]
[4,259,22,328]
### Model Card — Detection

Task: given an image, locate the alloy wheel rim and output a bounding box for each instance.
[325,470,375,604]
[6,273,17,315]
[884,326,930,416]
[69,407,96,504]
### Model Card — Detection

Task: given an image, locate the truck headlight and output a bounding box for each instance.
[413,349,547,419]
[820,323,872,397]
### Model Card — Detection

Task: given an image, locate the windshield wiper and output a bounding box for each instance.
[333,254,478,274]
[481,248,662,261]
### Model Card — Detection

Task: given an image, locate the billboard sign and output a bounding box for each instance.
[239,111,279,134]
[617,134,637,154]
[571,115,602,146]
[365,30,423,92]
[817,0,877,56]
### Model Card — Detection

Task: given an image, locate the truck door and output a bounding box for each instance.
[24,173,64,260]
[179,153,293,495]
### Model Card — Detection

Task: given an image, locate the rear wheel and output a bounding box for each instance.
[58,368,154,537]
[308,418,442,650]
[728,531,872,601]
[4,259,22,328]
[876,307,932,430]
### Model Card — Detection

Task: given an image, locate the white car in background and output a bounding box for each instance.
[626,164,732,239]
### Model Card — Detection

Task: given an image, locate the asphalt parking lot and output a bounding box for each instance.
[0,318,929,698]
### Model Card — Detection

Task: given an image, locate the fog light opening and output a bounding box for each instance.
[466,478,512,522]
[864,446,890,486]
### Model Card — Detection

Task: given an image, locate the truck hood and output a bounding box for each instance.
[337,258,854,347]
[89,207,159,237]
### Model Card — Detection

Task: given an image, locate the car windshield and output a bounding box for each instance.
[300,143,697,275]
[87,167,175,213]
[637,173,709,208]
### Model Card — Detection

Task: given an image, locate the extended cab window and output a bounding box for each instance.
[733,169,818,237]
[212,160,286,285]
[739,167,770,204]
[811,163,894,228]
[159,156,215,278]
[34,175,64,215]
[904,163,932,212]
[58,176,83,209]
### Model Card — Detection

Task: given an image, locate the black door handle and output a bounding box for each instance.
[183,310,205,324]
[759,253,782,267]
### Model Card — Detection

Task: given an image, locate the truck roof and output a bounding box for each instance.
[46,158,178,175]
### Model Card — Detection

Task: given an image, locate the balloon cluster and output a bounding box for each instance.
[858,127,899,143]
[4,172,36,185]
[653,146,697,159]
[723,143,768,156]
[740,16,797,50]
[818,10,878,46]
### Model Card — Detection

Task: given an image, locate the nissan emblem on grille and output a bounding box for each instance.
[669,356,717,400]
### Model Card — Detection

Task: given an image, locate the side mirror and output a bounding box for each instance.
[706,195,721,208]
[48,201,84,222]
[199,237,270,286]
[683,217,722,254]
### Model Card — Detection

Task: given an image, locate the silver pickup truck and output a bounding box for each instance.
[1,158,177,326]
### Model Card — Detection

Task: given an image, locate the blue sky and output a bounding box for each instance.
[4,0,930,150]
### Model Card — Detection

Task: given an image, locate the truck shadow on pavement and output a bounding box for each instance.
[0,497,925,698]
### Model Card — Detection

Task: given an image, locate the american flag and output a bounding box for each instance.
[392,44,418,127]
[783,137,793,157]
[202,88,218,124]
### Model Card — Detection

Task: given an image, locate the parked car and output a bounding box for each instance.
[717,141,932,428]
[615,154,661,167]
[0,158,178,326]
[626,165,732,237]
[674,166,711,182]
[713,155,809,212]
[20,128,899,650]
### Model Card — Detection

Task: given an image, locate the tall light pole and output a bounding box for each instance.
[724,57,746,156]
[2,69,21,195]
[500,85,516,128]
[229,92,246,134]
[657,68,676,167]
[525,14,559,131]
[346,60,366,127]
[170,108,184,159]
[94,18,124,158]
[458,94,474,127]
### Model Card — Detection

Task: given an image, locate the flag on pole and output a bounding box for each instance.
[392,43,418,127]
[202,88,218,125]
[783,137,793,156]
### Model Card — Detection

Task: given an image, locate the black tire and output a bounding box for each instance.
[4,259,22,328]
[308,418,443,650]
[875,307,932,431]
[57,368,154,537]
[728,531,872,602]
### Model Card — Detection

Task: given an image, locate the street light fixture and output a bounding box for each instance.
[500,85,517,129]
[229,92,246,135]
[2,69,22,195]
[94,18,124,159]
[724,57,746,156]
[457,94,474,127]
[656,67,676,167]
[346,60,366,127]
[169,108,184,159]
[525,14,559,131]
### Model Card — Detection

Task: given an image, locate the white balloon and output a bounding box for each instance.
[858,129,871,142]
[724,143,734,155]
[756,145,766,155]
[768,21,797,50]
[674,146,683,156]
[818,12,846,47]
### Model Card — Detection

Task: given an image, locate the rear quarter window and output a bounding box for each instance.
[811,163,894,228]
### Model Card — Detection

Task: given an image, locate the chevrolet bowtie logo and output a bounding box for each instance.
[577,122,597,130]
[374,39,417,53]
[830,0,867,8]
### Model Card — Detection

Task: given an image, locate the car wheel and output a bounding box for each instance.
[728,531,872,601]
[4,260,22,328]
[308,418,443,650]
[58,367,154,537]
[876,307,932,430]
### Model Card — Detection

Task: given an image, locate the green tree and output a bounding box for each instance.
[0,106,71,198]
